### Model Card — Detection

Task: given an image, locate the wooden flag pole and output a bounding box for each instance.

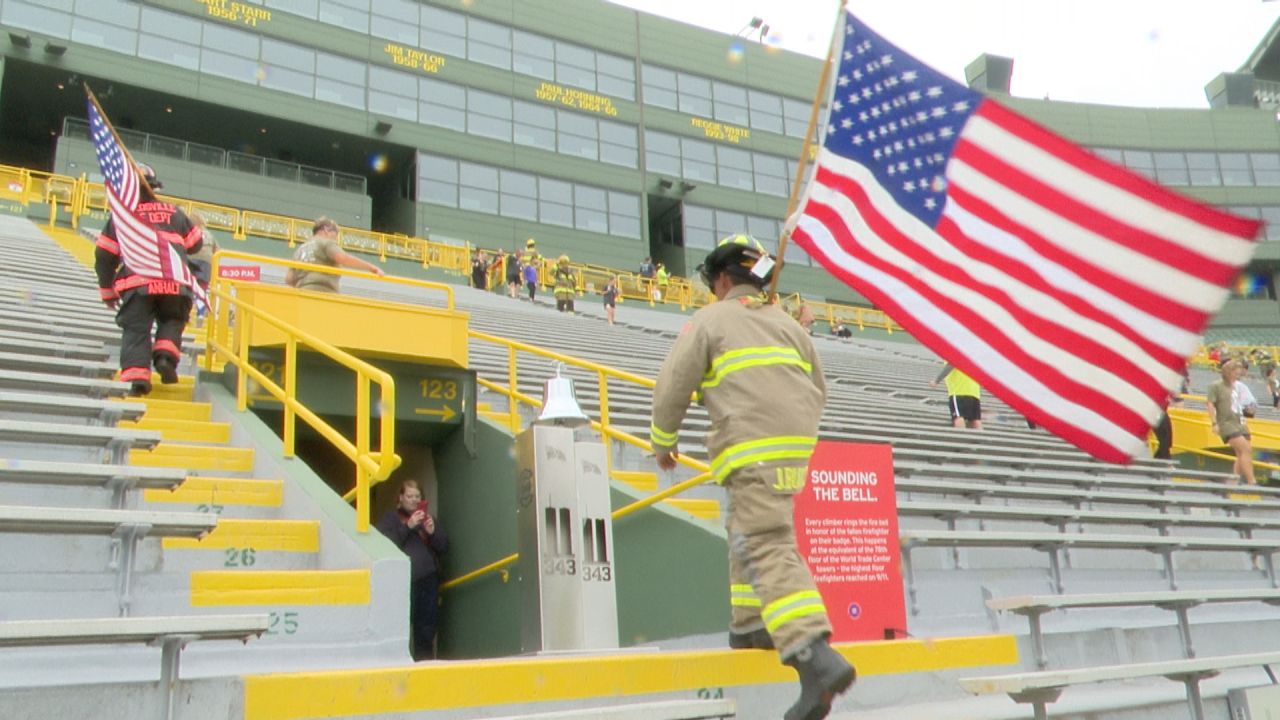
[766,0,847,301]
[83,83,158,199]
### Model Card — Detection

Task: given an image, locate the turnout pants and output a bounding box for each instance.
[726,465,832,659]
[116,291,191,381]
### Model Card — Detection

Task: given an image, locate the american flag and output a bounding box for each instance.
[88,96,197,292]
[790,12,1262,463]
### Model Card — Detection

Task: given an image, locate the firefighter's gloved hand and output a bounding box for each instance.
[655,449,679,471]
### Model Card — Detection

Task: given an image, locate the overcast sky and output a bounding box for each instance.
[609,0,1280,108]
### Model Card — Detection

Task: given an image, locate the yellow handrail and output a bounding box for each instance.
[205,253,403,532]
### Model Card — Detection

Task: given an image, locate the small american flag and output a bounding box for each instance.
[87,96,197,291]
[790,12,1262,462]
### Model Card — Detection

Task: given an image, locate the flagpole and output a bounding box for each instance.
[83,83,158,198]
[766,0,847,301]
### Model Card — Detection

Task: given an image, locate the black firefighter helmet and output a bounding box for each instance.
[698,233,774,289]
[137,163,162,190]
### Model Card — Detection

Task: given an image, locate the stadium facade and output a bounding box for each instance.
[2,0,1279,334]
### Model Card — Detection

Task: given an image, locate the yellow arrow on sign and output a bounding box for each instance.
[414,405,457,422]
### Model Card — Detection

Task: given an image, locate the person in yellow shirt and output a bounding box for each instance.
[930,362,982,429]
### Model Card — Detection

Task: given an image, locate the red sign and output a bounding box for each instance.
[794,441,906,642]
[217,265,260,281]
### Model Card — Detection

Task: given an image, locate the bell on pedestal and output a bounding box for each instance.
[535,364,590,427]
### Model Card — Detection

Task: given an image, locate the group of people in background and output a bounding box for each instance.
[469,238,629,323]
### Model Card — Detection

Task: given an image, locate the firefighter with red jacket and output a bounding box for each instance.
[650,234,854,720]
[95,165,202,396]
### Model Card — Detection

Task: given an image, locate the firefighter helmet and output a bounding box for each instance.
[698,234,773,288]
[137,163,162,190]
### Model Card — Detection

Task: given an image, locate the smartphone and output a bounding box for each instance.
[417,500,429,514]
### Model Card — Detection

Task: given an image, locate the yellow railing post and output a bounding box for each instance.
[237,307,251,412]
[508,345,520,432]
[356,378,370,532]
[283,336,297,457]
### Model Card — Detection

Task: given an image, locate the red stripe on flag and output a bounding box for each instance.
[817,170,1174,405]
[803,180,1158,431]
[943,181,1211,335]
[951,136,1241,286]
[977,102,1264,240]
[933,209,1187,376]
[793,208,1141,463]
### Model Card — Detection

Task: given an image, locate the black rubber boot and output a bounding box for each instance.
[129,380,152,397]
[728,628,774,650]
[154,354,179,384]
[783,637,856,720]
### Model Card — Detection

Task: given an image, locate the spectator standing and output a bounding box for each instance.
[186,210,220,328]
[284,217,384,292]
[523,237,540,268]
[1267,365,1280,409]
[638,256,656,278]
[655,262,670,302]
[377,480,449,660]
[931,362,982,429]
[470,250,489,291]
[553,255,577,312]
[603,276,620,326]
[1206,359,1258,485]
[650,234,854,720]
[1152,371,1188,460]
[522,256,539,302]
[95,164,201,396]
[506,250,522,299]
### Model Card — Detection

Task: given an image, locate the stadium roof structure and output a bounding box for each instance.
[1243,16,1280,81]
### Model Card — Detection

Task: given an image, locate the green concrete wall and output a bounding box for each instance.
[432,419,730,658]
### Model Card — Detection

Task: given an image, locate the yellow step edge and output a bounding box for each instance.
[39,225,96,268]
[111,396,212,421]
[664,497,720,521]
[120,417,231,444]
[144,477,283,507]
[242,634,1019,720]
[146,382,195,402]
[130,443,255,473]
[476,402,492,412]
[190,569,371,607]
[164,519,318,552]
[611,470,658,492]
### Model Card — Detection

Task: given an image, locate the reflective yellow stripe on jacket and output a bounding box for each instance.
[650,422,679,449]
[762,590,827,634]
[730,583,761,608]
[710,435,818,484]
[702,346,812,390]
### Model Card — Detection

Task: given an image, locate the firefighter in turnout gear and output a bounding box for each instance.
[553,254,577,312]
[649,234,855,720]
[95,164,202,397]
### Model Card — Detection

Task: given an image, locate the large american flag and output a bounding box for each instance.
[790,12,1262,463]
[88,97,197,292]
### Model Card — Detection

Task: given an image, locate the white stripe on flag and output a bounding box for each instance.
[796,210,1150,460]
[941,200,1202,360]
[961,114,1256,264]
[947,158,1233,311]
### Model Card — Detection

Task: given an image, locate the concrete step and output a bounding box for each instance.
[664,498,721,522]
[120,416,231,444]
[163,519,320,572]
[129,443,255,474]
[189,569,372,607]
[142,476,284,511]
[613,470,659,493]
[112,396,212,422]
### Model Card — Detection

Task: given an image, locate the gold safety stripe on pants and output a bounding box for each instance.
[710,436,818,484]
[649,423,679,448]
[701,346,812,390]
[730,583,762,608]
[762,590,827,633]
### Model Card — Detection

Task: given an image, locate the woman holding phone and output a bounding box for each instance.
[377,480,449,659]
